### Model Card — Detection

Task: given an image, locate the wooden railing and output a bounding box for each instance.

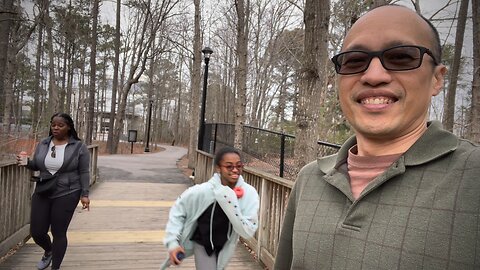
[0,161,34,258]
[195,150,293,269]
[0,144,99,258]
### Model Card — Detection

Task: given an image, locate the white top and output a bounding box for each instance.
[44,142,66,175]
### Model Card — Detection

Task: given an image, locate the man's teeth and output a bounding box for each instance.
[361,97,394,105]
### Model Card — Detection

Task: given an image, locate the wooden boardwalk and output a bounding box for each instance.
[0,147,264,270]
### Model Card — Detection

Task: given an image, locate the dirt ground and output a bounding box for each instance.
[176,152,193,178]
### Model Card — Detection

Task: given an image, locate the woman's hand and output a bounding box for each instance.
[80,196,90,211]
[168,246,185,266]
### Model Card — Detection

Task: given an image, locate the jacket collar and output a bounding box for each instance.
[318,121,459,174]
[42,136,77,145]
[317,121,458,201]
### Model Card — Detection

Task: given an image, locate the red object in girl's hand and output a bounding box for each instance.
[234,187,244,198]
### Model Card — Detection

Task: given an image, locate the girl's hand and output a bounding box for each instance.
[80,196,90,211]
[168,246,185,265]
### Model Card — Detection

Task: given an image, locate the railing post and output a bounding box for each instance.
[257,177,268,265]
[279,133,285,177]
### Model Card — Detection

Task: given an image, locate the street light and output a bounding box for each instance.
[198,46,213,151]
[144,99,153,152]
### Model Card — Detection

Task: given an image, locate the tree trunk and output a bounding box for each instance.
[33,12,44,134]
[188,0,202,168]
[66,44,74,113]
[294,0,330,169]
[442,0,469,132]
[0,0,14,125]
[470,0,480,143]
[174,54,183,145]
[45,1,58,119]
[2,50,15,132]
[86,0,99,145]
[234,0,249,150]
[107,0,121,153]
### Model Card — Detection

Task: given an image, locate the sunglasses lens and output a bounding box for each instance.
[335,51,370,74]
[383,46,421,70]
[223,163,244,171]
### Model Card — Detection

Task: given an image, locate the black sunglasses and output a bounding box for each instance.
[51,145,56,158]
[331,45,439,75]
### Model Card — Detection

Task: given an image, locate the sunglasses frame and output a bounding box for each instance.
[51,145,56,158]
[220,163,244,171]
[331,45,438,75]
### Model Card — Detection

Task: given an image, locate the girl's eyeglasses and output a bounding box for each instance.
[51,145,56,158]
[221,163,244,171]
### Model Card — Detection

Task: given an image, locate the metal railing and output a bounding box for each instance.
[195,150,293,269]
[0,145,99,258]
[199,123,341,180]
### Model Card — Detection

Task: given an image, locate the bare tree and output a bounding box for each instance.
[111,0,180,153]
[369,0,389,8]
[443,0,469,132]
[248,0,299,128]
[0,0,14,126]
[45,0,58,120]
[471,0,480,143]
[86,0,99,145]
[293,0,330,168]
[1,1,36,132]
[188,0,201,168]
[233,0,249,149]
[107,0,121,153]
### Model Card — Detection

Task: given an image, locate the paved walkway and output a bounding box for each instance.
[0,145,263,270]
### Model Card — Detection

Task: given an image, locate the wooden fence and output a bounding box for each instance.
[195,150,293,269]
[0,145,99,258]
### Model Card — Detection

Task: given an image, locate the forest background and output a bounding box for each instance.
[0,0,478,170]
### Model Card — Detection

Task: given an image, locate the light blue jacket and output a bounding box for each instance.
[160,173,259,270]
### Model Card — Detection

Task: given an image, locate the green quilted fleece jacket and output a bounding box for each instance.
[275,121,480,270]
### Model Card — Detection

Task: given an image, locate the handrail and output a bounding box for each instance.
[195,150,292,269]
[0,144,99,258]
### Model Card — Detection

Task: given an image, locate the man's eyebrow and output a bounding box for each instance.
[342,41,412,52]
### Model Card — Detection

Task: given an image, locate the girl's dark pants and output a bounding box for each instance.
[30,191,81,269]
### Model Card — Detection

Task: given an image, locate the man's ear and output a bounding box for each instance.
[431,64,447,97]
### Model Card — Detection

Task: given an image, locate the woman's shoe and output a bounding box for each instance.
[37,251,52,270]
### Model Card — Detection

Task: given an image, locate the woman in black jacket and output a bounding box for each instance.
[17,112,90,270]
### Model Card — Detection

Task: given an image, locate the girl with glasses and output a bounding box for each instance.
[161,146,259,270]
[16,112,90,270]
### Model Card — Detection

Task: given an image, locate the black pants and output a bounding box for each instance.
[30,191,81,269]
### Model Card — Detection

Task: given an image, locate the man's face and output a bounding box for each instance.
[337,6,446,142]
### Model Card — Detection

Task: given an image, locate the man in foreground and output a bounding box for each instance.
[275,5,480,269]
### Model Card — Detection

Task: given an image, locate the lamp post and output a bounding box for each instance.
[144,99,153,152]
[197,46,213,151]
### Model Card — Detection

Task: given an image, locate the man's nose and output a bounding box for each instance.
[360,57,392,85]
